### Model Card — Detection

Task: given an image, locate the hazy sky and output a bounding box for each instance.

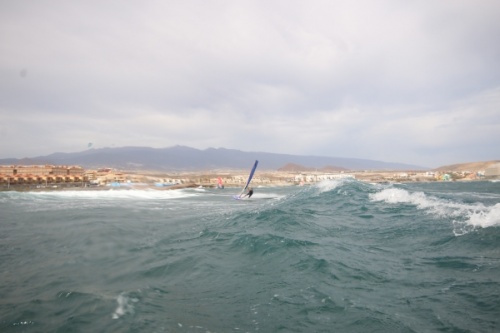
[1,0,499,168]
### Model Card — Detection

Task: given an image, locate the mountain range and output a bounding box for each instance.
[0,146,427,171]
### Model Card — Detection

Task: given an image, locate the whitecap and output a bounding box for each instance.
[29,189,198,200]
[370,188,500,233]
[467,203,500,228]
[112,293,138,319]
[314,178,353,194]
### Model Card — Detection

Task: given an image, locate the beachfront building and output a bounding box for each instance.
[0,165,86,187]
[0,165,84,176]
[84,168,128,185]
[293,173,354,183]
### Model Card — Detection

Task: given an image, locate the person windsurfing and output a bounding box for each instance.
[217,177,224,189]
[242,187,254,198]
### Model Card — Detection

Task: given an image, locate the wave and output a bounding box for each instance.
[369,187,500,234]
[229,232,318,256]
[468,203,500,228]
[42,189,199,200]
[0,188,208,214]
[2,188,200,201]
[313,177,372,195]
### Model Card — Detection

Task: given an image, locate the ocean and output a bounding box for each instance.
[1,179,499,332]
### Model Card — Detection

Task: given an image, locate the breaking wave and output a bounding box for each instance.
[370,187,500,234]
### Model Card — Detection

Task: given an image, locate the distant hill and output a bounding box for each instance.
[0,145,427,171]
[433,160,500,173]
[319,165,350,172]
[278,163,315,172]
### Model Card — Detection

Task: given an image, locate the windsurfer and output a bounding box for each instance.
[242,187,254,198]
[217,177,224,189]
[233,160,258,201]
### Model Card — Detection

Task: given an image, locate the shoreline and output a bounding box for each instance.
[1,166,494,193]
[0,177,491,193]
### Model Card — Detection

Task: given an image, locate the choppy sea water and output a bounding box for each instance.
[1,180,499,332]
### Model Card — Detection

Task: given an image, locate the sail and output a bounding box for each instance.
[240,160,259,195]
[217,177,224,189]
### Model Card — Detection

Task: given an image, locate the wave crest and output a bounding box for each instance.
[370,188,500,233]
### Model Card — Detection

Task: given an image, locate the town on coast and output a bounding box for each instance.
[1,162,499,192]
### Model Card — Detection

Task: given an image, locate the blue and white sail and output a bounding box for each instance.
[238,160,258,197]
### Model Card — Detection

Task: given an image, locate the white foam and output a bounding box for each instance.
[468,203,500,228]
[370,188,439,210]
[29,189,198,200]
[112,293,138,319]
[370,188,500,232]
[315,179,350,193]
[251,192,285,200]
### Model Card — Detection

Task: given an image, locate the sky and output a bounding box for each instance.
[1,0,499,168]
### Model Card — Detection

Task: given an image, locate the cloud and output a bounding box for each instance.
[1,0,499,167]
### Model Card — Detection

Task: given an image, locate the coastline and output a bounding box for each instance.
[0,169,489,193]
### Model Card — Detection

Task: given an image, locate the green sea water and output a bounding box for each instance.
[1,180,499,332]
